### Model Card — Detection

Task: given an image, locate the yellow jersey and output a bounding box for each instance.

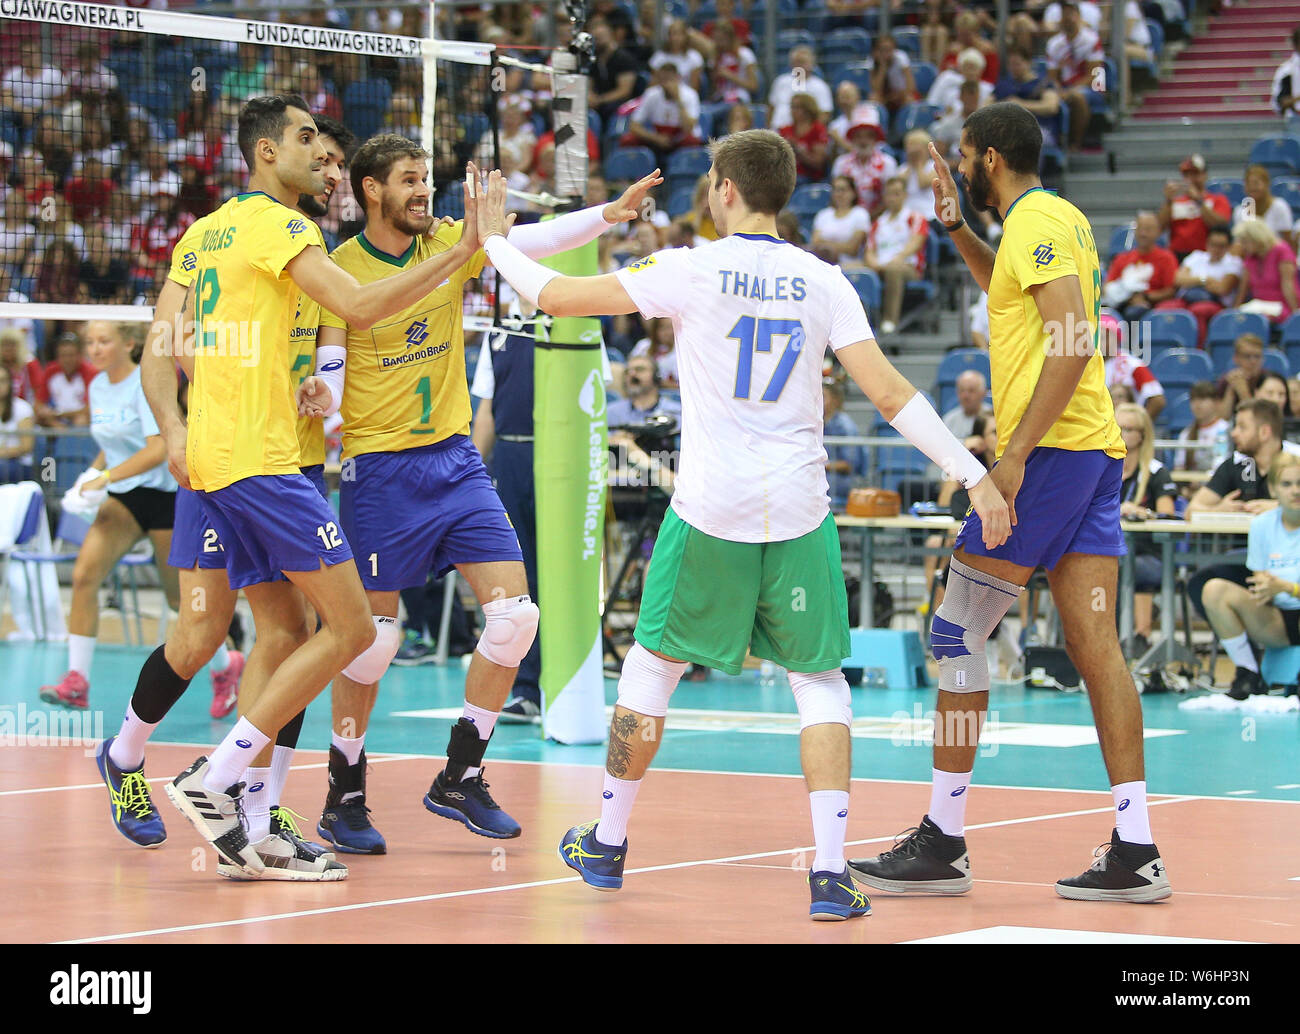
[170,217,326,469]
[987,187,1124,460]
[319,223,485,460]
[169,191,326,490]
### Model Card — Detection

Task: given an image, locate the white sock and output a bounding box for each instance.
[211,642,230,672]
[108,705,157,771]
[68,634,95,680]
[809,790,850,874]
[269,744,294,807]
[1112,780,1153,845]
[243,766,272,841]
[1221,632,1258,673]
[461,701,498,779]
[332,733,365,801]
[203,718,271,793]
[596,773,641,846]
[929,768,973,836]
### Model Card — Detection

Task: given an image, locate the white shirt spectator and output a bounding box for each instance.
[0,63,65,118]
[901,160,937,221]
[129,169,181,211]
[830,148,898,213]
[712,46,759,104]
[872,50,912,94]
[1233,196,1293,242]
[1042,1,1103,32]
[631,82,702,134]
[1175,416,1230,471]
[650,48,705,84]
[629,339,680,386]
[812,204,870,265]
[927,70,993,118]
[46,368,90,416]
[0,396,35,467]
[768,71,834,131]
[1045,28,1104,87]
[1178,248,1245,306]
[67,63,118,97]
[1272,52,1300,116]
[869,208,928,273]
[1105,353,1164,407]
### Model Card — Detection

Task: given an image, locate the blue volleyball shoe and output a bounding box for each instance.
[95,737,166,848]
[808,868,872,920]
[558,821,627,891]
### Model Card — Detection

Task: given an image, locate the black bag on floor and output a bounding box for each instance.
[1023,645,1084,692]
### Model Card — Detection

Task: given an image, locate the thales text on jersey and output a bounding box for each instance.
[718,271,808,301]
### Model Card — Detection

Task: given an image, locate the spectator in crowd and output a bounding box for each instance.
[120,117,154,188]
[78,225,130,304]
[129,144,181,221]
[1201,451,1300,698]
[921,0,961,66]
[674,173,719,244]
[76,118,122,179]
[0,328,44,405]
[130,185,195,300]
[828,83,887,160]
[483,96,536,176]
[830,114,896,217]
[779,93,830,182]
[1109,381,1136,408]
[811,174,870,266]
[1116,0,1156,100]
[1218,332,1268,421]
[627,62,701,167]
[929,48,994,119]
[0,40,66,134]
[220,43,269,104]
[1233,217,1299,324]
[1114,401,1178,657]
[1158,225,1243,345]
[64,155,113,226]
[969,289,990,349]
[775,209,806,247]
[1290,376,1300,418]
[1041,0,1103,33]
[0,364,35,484]
[704,20,759,106]
[589,13,642,123]
[863,175,929,335]
[821,377,867,512]
[1159,153,1232,261]
[940,11,1000,82]
[1100,311,1165,421]
[826,0,879,34]
[629,317,680,387]
[32,240,81,318]
[996,45,1064,153]
[768,45,833,132]
[703,0,752,47]
[943,369,988,443]
[293,61,342,122]
[66,42,117,102]
[723,99,755,137]
[1188,398,1299,516]
[899,129,938,221]
[1237,164,1295,250]
[1174,380,1231,472]
[650,19,707,94]
[931,80,986,164]
[40,330,96,428]
[1103,210,1178,322]
[1255,369,1300,440]
[607,354,682,428]
[1044,0,1102,150]
[1270,26,1300,126]
[10,150,55,213]
[0,200,36,279]
[31,112,74,187]
[870,33,918,119]
[101,192,138,267]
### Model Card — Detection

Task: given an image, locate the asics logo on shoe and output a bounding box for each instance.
[1118,799,1130,811]
[466,717,476,724]
[951,786,967,797]
[236,739,252,748]
[603,791,614,799]
[837,882,868,907]
[817,878,829,887]
[249,782,264,793]
[837,809,848,818]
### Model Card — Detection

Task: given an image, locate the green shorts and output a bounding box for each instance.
[635,508,851,676]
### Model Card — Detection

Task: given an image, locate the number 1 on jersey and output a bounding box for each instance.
[729,316,805,402]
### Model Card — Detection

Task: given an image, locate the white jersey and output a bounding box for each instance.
[614,232,872,542]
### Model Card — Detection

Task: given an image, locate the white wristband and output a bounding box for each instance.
[888,392,988,489]
[313,345,346,418]
[483,234,563,310]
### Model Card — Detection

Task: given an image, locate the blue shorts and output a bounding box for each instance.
[198,473,353,590]
[340,435,523,591]
[954,448,1126,570]
[170,466,334,573]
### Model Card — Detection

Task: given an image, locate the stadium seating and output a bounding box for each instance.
[1206,178,1245,209]
[911,62,937,98]
[1150,348,1215,390]
[1159,390,1192,436]
[605,146,658,184]
[343,79,393,141]
[1206,310,1271,352]
[788,182,831,218]
[1248,137,1300,177]
[843,270,882,315]
[1144,310,1199,352]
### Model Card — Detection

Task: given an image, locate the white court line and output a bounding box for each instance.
[54,797,1194,945]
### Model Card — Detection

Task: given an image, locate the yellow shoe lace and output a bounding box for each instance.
[112,770,155,821]
[270,806,309,839]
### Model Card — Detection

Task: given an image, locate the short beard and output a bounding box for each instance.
[964,161,994,213]
[381,191,433,237]
[297,193,328,218]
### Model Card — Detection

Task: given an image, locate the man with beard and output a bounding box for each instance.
[848,103,1171,903]
[298,136,660,853]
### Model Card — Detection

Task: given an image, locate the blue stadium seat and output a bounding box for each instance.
[776,28,816,54]
[911,61,938,98]
[1281,313,1300,352]
[667,184,695,219]
[605,146,658,183]
[1160,390,1192,436]
[890,26,920,57]
[343,79,392,141]
[1150,348,1214,390]
[1206,178,1245,209]
[458,113,490,148]
[1144,310,1198,352]
[1206,309,1271,351]
[1107,224,1135,261]
[890,102,939,144]
[1129,20,1162,84]
[822,27,872,66]
[788,182,831,217]
[1272,177,1300,217]
[843,270,881,313]
[1248,136,1300,177]
[747,103,768,129]
[667,146,712,182]
[934,348,991,395]
[834,64,874,97]
[1263,349,1291,377]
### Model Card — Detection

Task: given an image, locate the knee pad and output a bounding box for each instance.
[788,669,852,730]
[341,615,402,684]
[475,595,539,668]
[930,556,1019,695]
[615,642,687,717]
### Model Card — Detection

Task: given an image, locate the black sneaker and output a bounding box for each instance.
[847,815,972,894]
[1227,666,1268,701]
[423,768,521,839]
[1055,829,1172,902]
[317,747,387,855]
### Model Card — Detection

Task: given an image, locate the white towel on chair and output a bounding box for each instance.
[0,482,67,640]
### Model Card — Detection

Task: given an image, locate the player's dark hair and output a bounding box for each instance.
[350,133,431,208]
[1238,398,1283,441]
[963,101,1042,176]
[708,129,796,216]
[1189,380,1219,400]
[237,94,312,168]
[312,114,356,161]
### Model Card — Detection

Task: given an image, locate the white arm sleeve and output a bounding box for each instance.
[505,204,611,260]
[313,345,346,418]
[889,392,989,489]
[483,234,563,310]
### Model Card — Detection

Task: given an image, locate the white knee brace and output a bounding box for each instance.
[788,669,853,730]
[342,615,403,684]
[930,556,1019,694]
[615,642,688,717]
[475,595,540,668]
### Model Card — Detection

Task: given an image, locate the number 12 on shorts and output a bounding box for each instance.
[316,522,342,549]
[729,316,805,402]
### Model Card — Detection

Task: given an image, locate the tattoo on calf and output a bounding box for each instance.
[605,712,641,777]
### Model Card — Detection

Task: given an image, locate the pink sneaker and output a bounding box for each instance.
[40,670,89,709]
[209,650,245,720]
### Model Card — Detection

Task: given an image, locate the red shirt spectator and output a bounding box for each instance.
[1161,155,1232,258]
[63,167,113,224]
[778,94,829,181]
[1106,246,1178,294]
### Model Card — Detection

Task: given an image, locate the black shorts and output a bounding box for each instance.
[1282,608,1300,647]
[108,486,176,533]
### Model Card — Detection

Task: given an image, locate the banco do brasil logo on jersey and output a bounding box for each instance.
[181,251,197,272]
[286,218,306,238]
[405,319,430,350]
[1031,241,1058,269]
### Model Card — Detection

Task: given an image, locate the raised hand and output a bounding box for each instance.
[461,162,483,253]
[604,168,665,224]
[928,141,962,228]
[296,376,332,418]
[476,167,515,243]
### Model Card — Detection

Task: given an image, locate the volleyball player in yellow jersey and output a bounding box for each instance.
[300,135,661,847]
[147,96,488,879]
[848,103,1171,902]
